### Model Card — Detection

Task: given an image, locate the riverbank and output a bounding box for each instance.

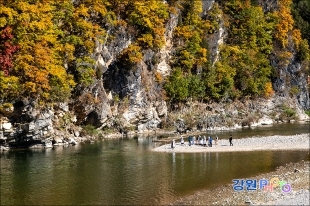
[152,133,310,153]
[171,160,310,205]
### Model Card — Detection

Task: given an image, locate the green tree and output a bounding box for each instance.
[165,68,189,102]
[188,74,205,100]
[292,0,310,42]
[205,49,236,100]
[127,0,169,49]
[219,0,275,97]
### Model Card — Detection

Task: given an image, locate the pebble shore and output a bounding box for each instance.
[171,161,310,205]
[152,133,310,153]
[153,134,310,205]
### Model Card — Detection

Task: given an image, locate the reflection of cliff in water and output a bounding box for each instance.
[1,123,309,205]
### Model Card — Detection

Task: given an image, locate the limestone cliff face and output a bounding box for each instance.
[258,0,310,109]
[95,0,308,132]
[79,0,309,132]
[0,0,309,145]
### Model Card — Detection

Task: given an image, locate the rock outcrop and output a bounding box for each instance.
[0,0,309,147]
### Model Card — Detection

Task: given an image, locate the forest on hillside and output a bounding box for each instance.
[0,0,309,109]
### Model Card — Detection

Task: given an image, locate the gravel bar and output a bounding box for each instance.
[152,133,310,153]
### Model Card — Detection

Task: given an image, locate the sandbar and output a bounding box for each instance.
[152,133,310,153]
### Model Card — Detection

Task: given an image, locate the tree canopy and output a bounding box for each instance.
[0,0,308,106]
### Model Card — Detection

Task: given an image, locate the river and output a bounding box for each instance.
[1,123,309,205]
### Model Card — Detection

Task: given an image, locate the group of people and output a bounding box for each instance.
[171,134,233,149]
[180,135,219,147]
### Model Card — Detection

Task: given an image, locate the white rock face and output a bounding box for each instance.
[2,122,12,130]
[54,136,63,143]
[296,106,310,121]
[202,0,215,12]
[257,115,274,125]
[157,60,171,77]
[156,9,179,77]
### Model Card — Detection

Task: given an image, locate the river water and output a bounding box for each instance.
[1,123,309,205]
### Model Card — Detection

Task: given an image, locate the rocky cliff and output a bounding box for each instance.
[0,0,309,147]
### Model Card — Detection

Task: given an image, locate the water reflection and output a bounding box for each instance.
[1,123,309,205]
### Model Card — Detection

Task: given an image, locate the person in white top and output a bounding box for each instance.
[180,136,184,145]
[203,136,207,147]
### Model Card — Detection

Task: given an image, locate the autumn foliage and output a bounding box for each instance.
[0,0,308,105]
[0,26,19,76]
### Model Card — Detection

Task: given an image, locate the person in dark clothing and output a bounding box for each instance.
[209,136,213,147]
[229,135,233,146]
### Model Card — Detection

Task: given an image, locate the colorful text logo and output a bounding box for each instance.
[232,177,291,193]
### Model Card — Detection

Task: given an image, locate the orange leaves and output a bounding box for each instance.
[0,1,78,102]
[33,41,52,67]
[274,0,295,48]
[264,82,274,98]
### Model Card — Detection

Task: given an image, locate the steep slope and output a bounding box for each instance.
[0,0,309,145]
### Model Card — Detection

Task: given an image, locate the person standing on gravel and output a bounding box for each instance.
[203,136,207,147]
[209,136,213,147]
[180,136,184,145]
[215,135,219,145]
[171,139,175,149]
[188,136,192,146]
[229,135,233,146]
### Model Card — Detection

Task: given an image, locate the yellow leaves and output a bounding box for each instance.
[88,0,108,17]
[174,26,194,40]
[74,4,89,18]
[0,6,17,26]
[264,82,274,98]
[196,48,208,66]
[292,29,302,50]
[138,34,154,48]
[35,71,50,90]
[25,82,37,93]
[16,54,34,65]
[183,0,203,26]
[120,44,143,65]
[63,43,75,60]
[0,72,20,99]
[0,17,6,27]
[128,0,168,49]
[84,39,95,52]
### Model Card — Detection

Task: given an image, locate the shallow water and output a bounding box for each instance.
[1,123,309,205]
